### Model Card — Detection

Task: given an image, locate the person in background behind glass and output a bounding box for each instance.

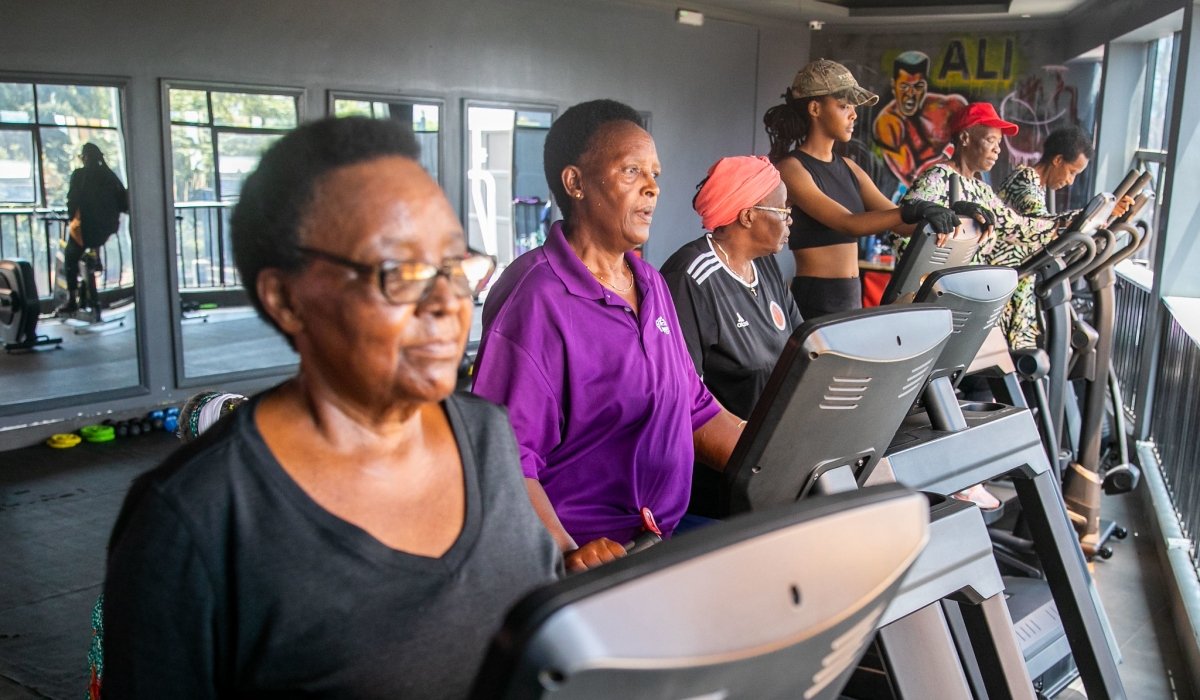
[59,143,128,315]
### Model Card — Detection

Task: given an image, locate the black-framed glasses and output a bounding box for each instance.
[296,246,496,305]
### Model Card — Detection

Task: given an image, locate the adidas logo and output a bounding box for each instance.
[735,312,749,328]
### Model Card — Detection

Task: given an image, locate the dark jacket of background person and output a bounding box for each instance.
[66,163,128,249]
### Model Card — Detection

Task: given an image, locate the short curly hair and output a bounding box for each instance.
[231,116,421,335]
[1040,125,1094,165]
[543,99,645,221]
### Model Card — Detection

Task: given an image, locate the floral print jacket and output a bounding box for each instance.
[902,163,1071,350]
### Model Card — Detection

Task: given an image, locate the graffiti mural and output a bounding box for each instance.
[873,51,967,187]
[812,30,1101,206]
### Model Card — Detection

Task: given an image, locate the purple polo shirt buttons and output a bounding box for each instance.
[473,222,720,545]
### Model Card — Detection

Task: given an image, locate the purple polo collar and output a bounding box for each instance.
[543,221,652,307]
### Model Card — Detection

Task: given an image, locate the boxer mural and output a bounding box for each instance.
[872,51,966,187]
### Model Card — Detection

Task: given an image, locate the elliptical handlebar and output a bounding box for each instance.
[1018,230,1096,289]
[1109,169,1141,203]
[1071,228,1117,282]
[1090,223,1146,277]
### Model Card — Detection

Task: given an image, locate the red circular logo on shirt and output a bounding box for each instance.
[770,301,786,330]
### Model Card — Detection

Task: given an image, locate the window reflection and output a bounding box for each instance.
[0,81,136,410]
[332,96,440,182]
[168,86,299,379]
[465,105,553,269]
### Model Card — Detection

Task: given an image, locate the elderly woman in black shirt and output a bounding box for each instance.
[662,156,803,519]
[102,117,561,698]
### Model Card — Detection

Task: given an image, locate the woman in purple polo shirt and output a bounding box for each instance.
[473,100,744,572]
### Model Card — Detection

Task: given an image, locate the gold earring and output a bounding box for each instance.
[575,193,583,199]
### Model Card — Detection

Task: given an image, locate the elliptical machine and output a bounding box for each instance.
[1027,171,1154,559]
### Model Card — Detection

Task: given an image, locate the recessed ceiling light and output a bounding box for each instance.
[1021,13,1031,17]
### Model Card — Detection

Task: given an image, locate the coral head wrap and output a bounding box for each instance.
[693,156,783,231]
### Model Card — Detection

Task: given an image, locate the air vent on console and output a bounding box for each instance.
[984,304,1003,330]
[929,246,951,266]
[950,309,971,333]
[898,357,935,399]
[820,376,871,410]
[804,603,885,700]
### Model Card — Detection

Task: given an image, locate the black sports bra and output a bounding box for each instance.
[787,150,865,250]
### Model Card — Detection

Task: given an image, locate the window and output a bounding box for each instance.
[168,87,298,289]
[331,95,441,182]
[0,81,130,295]
[464,104,554,268]
[166,85,301,381]
[1133,33,1179,262]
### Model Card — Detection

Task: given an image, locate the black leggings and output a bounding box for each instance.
[791,275,862,320]
[63,238,85,297]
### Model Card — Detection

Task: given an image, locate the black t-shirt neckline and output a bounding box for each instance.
[245,391,484,575]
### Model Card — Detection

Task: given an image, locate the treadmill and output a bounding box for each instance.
[877,220,1127,700]
[719,304,1036,700]
[472,484,930,700]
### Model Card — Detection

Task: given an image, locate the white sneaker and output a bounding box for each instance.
[953,483,1001,511]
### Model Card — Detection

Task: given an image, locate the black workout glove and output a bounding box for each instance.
[951,201,996,231]
[899,199,958,235]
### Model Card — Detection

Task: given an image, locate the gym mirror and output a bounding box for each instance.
[463,104,554,271]
[167,85,301,380]
[0,80,140,412]
[331,93,442,183]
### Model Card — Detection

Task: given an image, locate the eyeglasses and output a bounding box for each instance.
[752,206,793,222]
[296,246,496,305]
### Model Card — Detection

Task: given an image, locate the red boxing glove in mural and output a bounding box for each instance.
[873,51,966,187]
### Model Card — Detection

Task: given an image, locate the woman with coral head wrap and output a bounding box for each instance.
[662,156,804,517]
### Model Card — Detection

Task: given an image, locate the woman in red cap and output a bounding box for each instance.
[661,156,803,517]
[904,102,1072,351]
[763,59,987,320]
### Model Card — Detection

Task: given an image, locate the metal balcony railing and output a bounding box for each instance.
[174,201,240,290]
[1112,262,1155,422]
[0,206,133,301]
[1146,299,1200,568]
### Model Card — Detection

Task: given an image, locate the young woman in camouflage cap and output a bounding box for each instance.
[763,59,992,319]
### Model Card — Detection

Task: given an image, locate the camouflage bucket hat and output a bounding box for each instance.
[790,59,879,107]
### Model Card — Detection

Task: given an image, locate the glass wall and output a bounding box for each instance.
[1134,33,1179,262]
[167,85,299,379]
[464,105,553,269]
[0,80,139,411]
[331,95,441,182]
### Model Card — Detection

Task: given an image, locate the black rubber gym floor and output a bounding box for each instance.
[0,433,1193,698]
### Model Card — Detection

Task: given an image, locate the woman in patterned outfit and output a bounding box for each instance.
[903,103,1068,350]
[997,126,1131,225]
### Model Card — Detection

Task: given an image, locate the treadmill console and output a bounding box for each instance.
[1065,193,1116,235]
[721,306,953,515]
[880,217,983,305]
[471,485,929,700]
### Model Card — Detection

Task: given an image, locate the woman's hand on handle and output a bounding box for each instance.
[950,201,996,237]
[1111,195,1135,221]
[564,539,628,573]
[525,478,627,572]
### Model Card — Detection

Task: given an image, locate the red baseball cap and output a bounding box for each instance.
[949,102,1018,136]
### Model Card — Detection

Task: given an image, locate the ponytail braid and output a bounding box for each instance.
[763,92,817,164]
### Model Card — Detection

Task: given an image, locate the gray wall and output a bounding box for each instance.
[0,0,811,447]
